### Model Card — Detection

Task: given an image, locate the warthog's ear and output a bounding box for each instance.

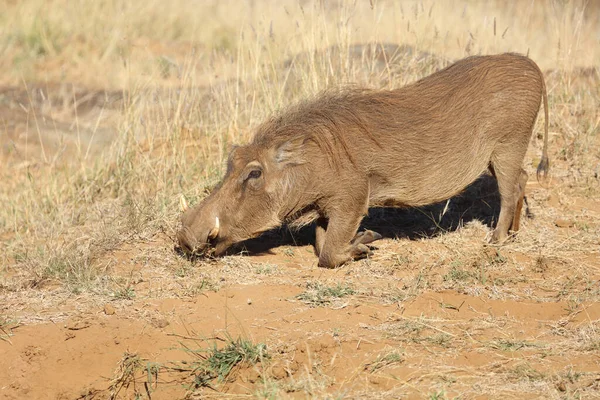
[275,137,307,167]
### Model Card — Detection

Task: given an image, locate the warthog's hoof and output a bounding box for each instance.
[489,229,518,245]
[351,230,383,246]
[350,243,373,260]
[488,229,505,244]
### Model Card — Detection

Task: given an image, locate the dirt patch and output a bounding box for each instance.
[2,276,600,399]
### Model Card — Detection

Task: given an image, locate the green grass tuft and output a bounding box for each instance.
[191,336,268,387]
[296,282,355,307]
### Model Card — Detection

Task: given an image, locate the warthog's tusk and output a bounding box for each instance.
[208,216,219,239]
[179,194,189,213]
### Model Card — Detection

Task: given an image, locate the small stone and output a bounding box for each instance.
[104,304,116,315]
[555,219,574,228]
[557,381,567,392]
[152,318,170,329]
[247,298,252,305]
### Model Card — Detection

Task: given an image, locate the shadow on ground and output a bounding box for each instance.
[228,173,528,257]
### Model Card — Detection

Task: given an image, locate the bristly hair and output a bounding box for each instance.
[252,87,383,169]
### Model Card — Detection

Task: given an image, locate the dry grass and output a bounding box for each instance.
[1,0,599,398]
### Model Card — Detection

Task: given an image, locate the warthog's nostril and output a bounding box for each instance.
[180,242,193,254]
[176,229,195,254]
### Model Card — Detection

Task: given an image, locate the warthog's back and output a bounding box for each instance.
[256,53,545,207]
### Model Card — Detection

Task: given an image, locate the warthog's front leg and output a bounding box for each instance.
[315,218,381,258]
[317,198,372,268]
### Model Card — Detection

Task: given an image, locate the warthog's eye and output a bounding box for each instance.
[247,169,262,180]
[243,168,263,191]
[241,161,264,189]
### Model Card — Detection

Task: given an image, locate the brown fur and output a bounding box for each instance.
[178,53,550,268]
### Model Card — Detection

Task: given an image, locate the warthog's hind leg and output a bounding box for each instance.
[490,144,529,243]
[510,168,529,233]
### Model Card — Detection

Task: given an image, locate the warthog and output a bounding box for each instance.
[177,53,549,268]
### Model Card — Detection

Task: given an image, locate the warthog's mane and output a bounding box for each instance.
[252,88,384,169]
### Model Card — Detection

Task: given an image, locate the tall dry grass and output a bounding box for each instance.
[0,0,598,291]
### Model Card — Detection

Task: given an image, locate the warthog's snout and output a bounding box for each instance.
[176,195,220,256]
[176,226,200,254]
[176,219,219,255]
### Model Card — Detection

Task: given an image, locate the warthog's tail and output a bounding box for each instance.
[536,72,550,183]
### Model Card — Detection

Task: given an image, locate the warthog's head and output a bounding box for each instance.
[176,133,310,257]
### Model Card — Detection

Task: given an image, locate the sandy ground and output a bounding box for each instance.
[2,190,600,399]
